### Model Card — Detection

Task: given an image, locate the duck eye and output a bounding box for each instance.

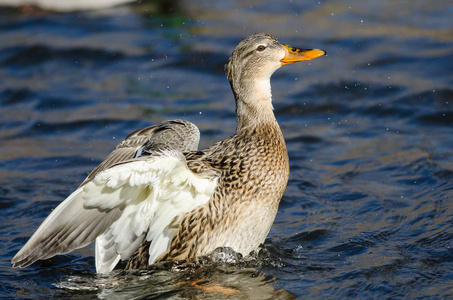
[256,45,266,52]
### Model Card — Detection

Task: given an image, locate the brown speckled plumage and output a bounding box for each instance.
[12,33,325,273]
[166,124,289,258]
[126,122,289,269]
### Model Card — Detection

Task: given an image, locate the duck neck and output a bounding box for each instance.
[231,76,278,133]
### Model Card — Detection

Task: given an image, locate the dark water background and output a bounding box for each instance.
[1,0,452,298]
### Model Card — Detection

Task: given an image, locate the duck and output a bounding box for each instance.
[12,33,325,273]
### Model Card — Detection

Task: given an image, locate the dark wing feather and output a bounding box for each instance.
[80,120,200,186]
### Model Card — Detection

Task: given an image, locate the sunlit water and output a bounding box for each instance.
[1,0,452,298]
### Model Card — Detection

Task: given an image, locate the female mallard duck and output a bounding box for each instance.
[12,33,325,273]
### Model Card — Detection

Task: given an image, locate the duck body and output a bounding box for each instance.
[159,121,289,263]
[12,33,325,273]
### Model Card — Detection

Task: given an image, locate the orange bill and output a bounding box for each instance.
[280,44,326,65]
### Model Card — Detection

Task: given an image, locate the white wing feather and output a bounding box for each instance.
[83,148,217,273]
[12,148,217,274]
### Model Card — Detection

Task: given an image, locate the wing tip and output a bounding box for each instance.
[11,255,34,269]
[11,243,44,268]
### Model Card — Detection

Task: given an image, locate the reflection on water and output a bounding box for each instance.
[31,248,296,299]
[61,265,296,299]
[1,0,452,299]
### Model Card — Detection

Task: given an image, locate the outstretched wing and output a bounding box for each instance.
[12,120,208,273]
[12,147,218,273]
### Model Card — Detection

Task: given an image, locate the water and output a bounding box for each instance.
[1,0,452,298]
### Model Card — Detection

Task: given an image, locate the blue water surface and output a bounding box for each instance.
[1,0,452,298]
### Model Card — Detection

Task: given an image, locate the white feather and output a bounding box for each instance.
[82,149,218,273]
[12,147,217,274]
